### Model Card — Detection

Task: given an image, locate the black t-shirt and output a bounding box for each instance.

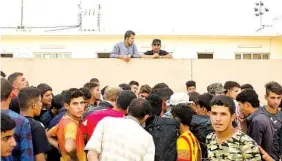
[144,50,169,56]
[25,116,51,155]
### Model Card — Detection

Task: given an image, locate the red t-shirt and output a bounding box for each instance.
[80,108,124,141]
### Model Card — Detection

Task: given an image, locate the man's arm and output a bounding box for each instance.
[110,44,120,58]
[47,125,59,149]
[64,122,79,161]
[21,121,35,161]
[160,53,173,59]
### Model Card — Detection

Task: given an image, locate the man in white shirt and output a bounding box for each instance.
[85,98,155,161]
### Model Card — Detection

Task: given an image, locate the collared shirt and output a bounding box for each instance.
[1,109,34,161]
[246,109,275,159]
[110,42,140,58]
[206,131,261,161]
[85,116,155,161]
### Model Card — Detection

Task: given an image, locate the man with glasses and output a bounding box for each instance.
[143,39,172,59]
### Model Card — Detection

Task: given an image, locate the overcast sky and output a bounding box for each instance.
[0,0,281,34]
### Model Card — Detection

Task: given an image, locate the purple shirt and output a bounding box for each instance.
[110,42,140,58]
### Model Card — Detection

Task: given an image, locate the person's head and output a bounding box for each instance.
[124,30,135,45]
[151,83,169,93]
[128,98,152,124]
[1,113,16,157]
[152,87,173,113]
[195,93,214,115]
[62,88,85,119]
[129,81,139,94]
[50,94,63,115]
[90,78,99,85]
[103,87,122,103]
[116,90,137,113]
[241,84,254,92]
[119,83,131,90]
[146,94,163,116]
[7,72,27,91]
[186,80,196,93]
[207,83,225,96]
[151,39,161,53]
[210,95,236,133]
[84,82,100,100]
[79,88,92,109]
[18,87,42,117]
[188,92,200,111]
[1,78,13,104]
[138,85,152,99]
[37,83,53,108]
[265,82,282,110]
[171,103,194,128]
[224,81,241,99]
[236,89,260,117]
[101,86,108,97]
[1,71,6,78]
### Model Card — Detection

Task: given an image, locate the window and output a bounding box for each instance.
[0,53,13,58]
[234,53,270,60]
[33,52,72,59]
[197,52,214,59]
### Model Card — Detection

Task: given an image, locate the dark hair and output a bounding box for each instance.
[51,94,63,110]
[265,81,282,96]
[195,93,214,111]
[37,83,52,96]
[188,92,200,102]
[18,87,41,110]
[236,89,260,108]
[90,78,99,83]
[1,78,13,101]
[116,90,137,110]
[224,81,240,91]
[119,83,131,90]
[7,72,23,84]
[9,97,20,114]
[83,82,99,91]
[101,86,108,96]
[210,95,236,115]
[129,80,139,87]
[139,85,152,94]
[1,113,16,132]
[146,94,162,116]
[241,84,254,90]
[79,88,92,100]
[186,80,196,88]
[1,71,6,77]
[152,39,161,45]
[152,87,173,101]
[62,88,84,105]
[171,104,194,126]
[124,30,135,40]
[128,98,152,120]
[152,83,169,93]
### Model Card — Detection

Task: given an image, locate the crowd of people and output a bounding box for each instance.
[1,71,282,161]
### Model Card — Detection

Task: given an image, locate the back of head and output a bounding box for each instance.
[171,103,194,126]
[84,82,99,91]
[236,89,260,108]
[152,87,173,101]
[1,78,12,101]
[52,94,63,110]
[104,87,121,102]
[152,83,169,93]
[128,98,152,120]
[210,95,236,115]
[62,88,84,105]
[116,90,137,110]
[1,71,6,78]
[119,83,131,90]
[195,93,214,111]
[37,83,52,96]
[7,72,23,84]
[101,86,109,96]
[207,83,225,95]
[188,92,200,102]
[224,81,240,91]
[241,84,254,90]
[90,78,99,83]
[265,81,282,96]
[1,113,16,132]
[18,87,41,110]
[79,88,92,100]
[146,94,162,116]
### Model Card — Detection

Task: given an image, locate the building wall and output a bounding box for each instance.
[1,35,282,59]
[1,58,282,104]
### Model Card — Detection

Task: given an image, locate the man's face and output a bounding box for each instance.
[126,35,135,45]
[138,92,149,99]
[1,129,17,157]
[152,43,161,53]
[238,102,250,117]
[92,87,100,100]
[65,97,85,119]
[227,87,241,99]
[265,92,282,109]
[187,86,196,93]
[195,104,206,115]
[42,90,53,107]
[131,85,138,94]
[14,75,27,90]
[33,96,43,116]
[210,105,235,132]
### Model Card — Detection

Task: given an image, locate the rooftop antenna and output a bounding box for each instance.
[97,4,101,32]
[254,1,271,32]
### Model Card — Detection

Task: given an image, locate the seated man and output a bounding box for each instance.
[110,30,141,62]
[143,39,172,59]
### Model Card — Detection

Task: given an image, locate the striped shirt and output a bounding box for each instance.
[177,131,202,161]
[85,116,155,161]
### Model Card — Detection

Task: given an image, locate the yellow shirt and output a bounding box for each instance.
[177,131,202,161]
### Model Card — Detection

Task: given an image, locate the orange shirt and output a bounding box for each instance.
[48,115,86,161]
